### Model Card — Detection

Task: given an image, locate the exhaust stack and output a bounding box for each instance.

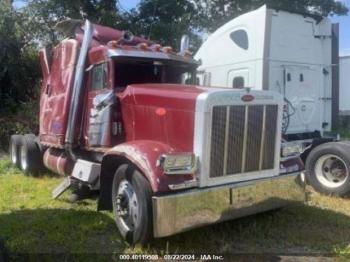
[180,35,189,54]
[65,20,94,161]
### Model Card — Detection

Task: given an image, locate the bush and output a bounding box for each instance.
[0,100,39,151]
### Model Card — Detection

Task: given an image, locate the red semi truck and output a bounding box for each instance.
[9,20,305,244]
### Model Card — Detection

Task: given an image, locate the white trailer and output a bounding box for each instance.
[340,55,350,115]
[195,5,350,196]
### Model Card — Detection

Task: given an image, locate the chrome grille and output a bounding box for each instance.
[209,105,278,178]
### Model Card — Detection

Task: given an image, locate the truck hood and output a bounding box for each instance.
[118,83,211,111]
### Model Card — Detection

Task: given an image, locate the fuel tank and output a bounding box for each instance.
[43,148,74,176]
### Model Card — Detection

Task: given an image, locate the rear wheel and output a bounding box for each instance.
[10,135,23,168]
[112,164,153,245]
[306,142,350,196]
[19,134,42,175]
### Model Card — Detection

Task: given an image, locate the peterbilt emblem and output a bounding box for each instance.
[241,94,255,102]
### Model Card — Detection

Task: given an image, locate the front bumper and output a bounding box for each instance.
[152,172,305,238]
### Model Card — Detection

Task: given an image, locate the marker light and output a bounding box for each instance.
[107,40,120,48]
[137,42,149,50]
[155,107,167,116]
[161,46,173,53]
[151,44,162,52]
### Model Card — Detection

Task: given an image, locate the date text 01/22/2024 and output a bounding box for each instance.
[118,254,224,260]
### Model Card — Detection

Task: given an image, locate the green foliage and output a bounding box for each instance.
[0,0,41,115]
[0,100,39,150]
[118,0,348,50]
[121,0,202,50]
[24,0,124,45]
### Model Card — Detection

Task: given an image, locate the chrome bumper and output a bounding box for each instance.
[152,172,305,238]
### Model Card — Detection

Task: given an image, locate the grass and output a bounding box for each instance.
[1,157,350,260]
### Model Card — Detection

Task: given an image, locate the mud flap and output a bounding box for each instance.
[52,177,72,199]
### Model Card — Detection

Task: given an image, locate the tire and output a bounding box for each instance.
[9,135,23,168]
[305,142,350,196]
[19,134,42,175]
[112,164,153,245]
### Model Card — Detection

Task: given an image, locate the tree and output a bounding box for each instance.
[0,0,40,113]
[23,0,124,45]
[121,0,202,51]
[118,0,348,51]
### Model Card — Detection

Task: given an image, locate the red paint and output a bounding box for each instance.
[241,94,255,102]
[75,22,154,47]
[119,84,206,152]
[39,39,79,146]
[105,141,193,192]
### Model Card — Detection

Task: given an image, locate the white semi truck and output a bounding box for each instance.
[195,5,350,196]
[340,55,350,115]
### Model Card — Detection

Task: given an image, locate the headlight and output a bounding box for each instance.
[281,142,303,157]
[158,153,197,175]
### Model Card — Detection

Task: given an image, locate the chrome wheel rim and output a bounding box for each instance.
[20,146,28,171]
[315,154,349,188]
[11,142,17,164]
[115,180,140,231]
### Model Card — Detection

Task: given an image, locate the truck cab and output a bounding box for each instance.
[10,20,305,244]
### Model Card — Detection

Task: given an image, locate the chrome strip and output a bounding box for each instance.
[194,89,284,188]
[153,172,305,238]
[223,106,230,175]
[241,106,249,173]
[259,106,267,170]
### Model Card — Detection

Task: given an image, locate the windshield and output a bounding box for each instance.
[113,59,197,90]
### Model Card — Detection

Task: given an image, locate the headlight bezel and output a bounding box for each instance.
[281,142,304,158]
[158,153,197,175]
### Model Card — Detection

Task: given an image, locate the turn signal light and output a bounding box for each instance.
[137,42,149,50]
[151,44,162,52]
[107,40,120,48]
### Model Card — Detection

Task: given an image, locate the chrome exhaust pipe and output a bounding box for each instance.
[65,20,94,161]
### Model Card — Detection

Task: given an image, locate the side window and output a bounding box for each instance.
[230,30,249,50]
[91,63,107,90]
[233,76,245,89]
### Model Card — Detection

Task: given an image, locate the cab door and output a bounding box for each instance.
[84,62,119,148]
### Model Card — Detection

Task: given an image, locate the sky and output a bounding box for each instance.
[12,0,350,54]
[330,0,350,55]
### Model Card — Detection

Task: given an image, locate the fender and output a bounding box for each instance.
[98,140,194,210]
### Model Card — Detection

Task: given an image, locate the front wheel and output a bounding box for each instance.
[112,164,153,245]
[306,142,350,196]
